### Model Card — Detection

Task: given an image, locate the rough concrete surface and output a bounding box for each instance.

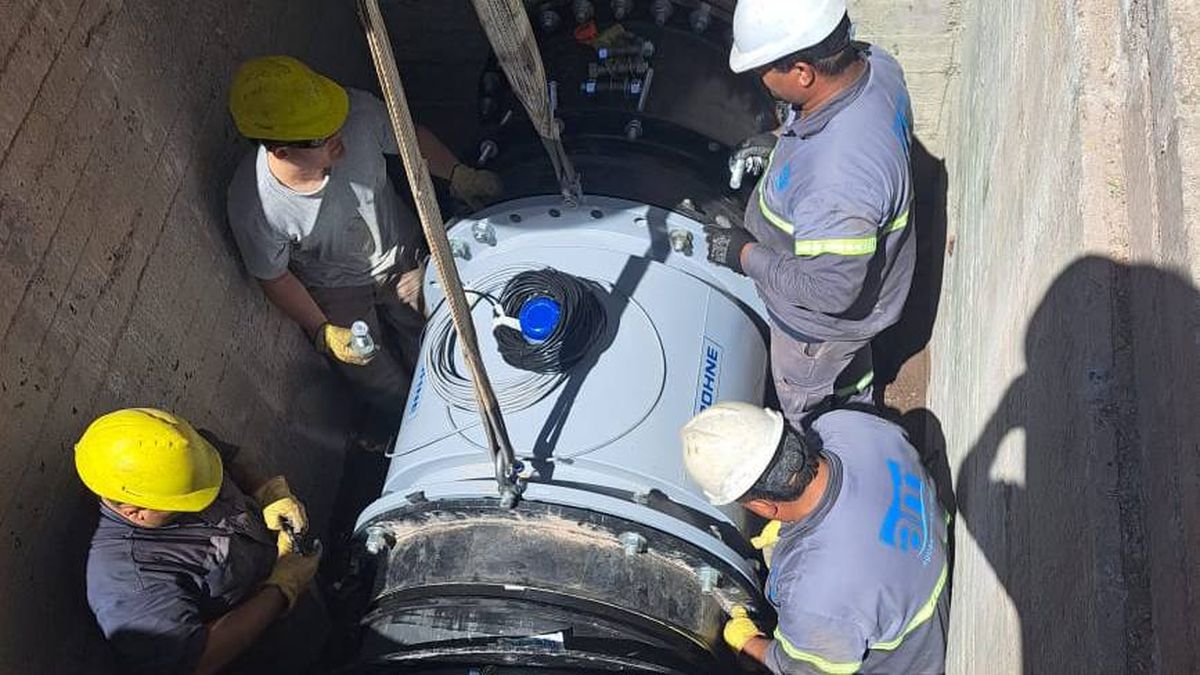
[2,0,1197,673]
[0,1,361,671]
[934,0,1200,672]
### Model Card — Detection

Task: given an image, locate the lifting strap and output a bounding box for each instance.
[470,0,582,204]
[357,0,523,507]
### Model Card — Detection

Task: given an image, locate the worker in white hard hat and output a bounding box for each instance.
[226,56,503,414]
[77,408,324,674]
[681,402,948,673]
[702,0,916,427]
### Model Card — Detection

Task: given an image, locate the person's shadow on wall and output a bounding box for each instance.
[953,256,1198,673]
[873,137,948,389]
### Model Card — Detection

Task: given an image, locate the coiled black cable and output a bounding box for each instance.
[493,268,607,373]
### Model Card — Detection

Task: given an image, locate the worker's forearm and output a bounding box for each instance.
[742,244,864,314]
[225,456,269,498]
[742,636,771,665]
[258,272,327,339]
[416,125,461,179]
[193,586,287,675]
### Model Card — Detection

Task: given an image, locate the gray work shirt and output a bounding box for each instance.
[743,46,915,343]
[764,410,949,674]
[85,477,277,674]
[226,88,420,288]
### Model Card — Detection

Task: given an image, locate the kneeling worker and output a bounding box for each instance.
[76,408,321,674]
[681,402,948,674]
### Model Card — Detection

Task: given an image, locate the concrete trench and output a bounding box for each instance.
[0,0,1196,672]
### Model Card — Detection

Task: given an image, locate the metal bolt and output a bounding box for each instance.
[651,0,673,25]
[624,118,643,141]
[480,71,503,94]
[573,0,594,24]
[714,214,733,229]
[477,139,499,166]
[689,2,711,33]
[364,526,392,555]
[637,67,654,112]
[611,0,633,20]
[619,531,647,556]
[472,220,497,246]
[537,4,561,32]
[697,565,721,593]
[449,238,472,260]
[669,228,694,255]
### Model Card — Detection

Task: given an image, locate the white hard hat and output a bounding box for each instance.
[729,0,849,74]
[681,402,784,505]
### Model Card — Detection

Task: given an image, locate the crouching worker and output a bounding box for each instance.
[681,402,948,674]
[75,408,323,674]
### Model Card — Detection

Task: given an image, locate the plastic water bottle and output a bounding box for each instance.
[348,320,377,359]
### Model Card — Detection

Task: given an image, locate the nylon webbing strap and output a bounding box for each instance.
[357,0,523,506]
[470,0,581,204]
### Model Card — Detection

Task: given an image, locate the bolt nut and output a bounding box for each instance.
[624,118,643,141]
[449,238,472,260]
[472,220,497,246]
[619,531,647,556]
[690,2,711,33]
[669,228,694,255]
[538,4,561,32]
[364,526,393,556]
[652,0,674,25]
[573,0,594,24]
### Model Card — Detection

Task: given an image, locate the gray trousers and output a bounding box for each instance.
[308,272,424,414]
[769,324,874,428]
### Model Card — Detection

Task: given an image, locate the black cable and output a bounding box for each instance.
[493,268,607,373]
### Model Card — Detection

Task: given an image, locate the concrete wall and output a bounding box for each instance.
[933,0,1200,672]
[0,1,363,671]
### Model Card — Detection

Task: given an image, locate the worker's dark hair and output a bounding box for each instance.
[739,425,821,503]
[765,14,864,78]
[255,139,292,152]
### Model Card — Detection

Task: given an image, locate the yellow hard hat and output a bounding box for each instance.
[228,55,349,141]
[74,408,223,512]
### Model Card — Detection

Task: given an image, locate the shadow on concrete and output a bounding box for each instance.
[953,256,1193,674]
[873,138,948,390]
[898,408,957,530]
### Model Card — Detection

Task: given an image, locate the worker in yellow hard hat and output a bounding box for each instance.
[225,55,503,414]
[77,408,324,674]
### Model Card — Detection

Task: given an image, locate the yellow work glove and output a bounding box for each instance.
[275,530,293,557]
[264,547,321,610]
[751,519,782,568]
[448,164,503,210]
[723,606,765,653]
[314,322,374,366]
[254,476,309,535]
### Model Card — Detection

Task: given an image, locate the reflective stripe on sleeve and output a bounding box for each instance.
[870,563,949,651]
[772,629,864,674]
[794,236,878,256]
[758,169,910,257]
[834,370,875,397]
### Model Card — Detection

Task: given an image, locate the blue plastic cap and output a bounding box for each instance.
[518,296,561,342]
